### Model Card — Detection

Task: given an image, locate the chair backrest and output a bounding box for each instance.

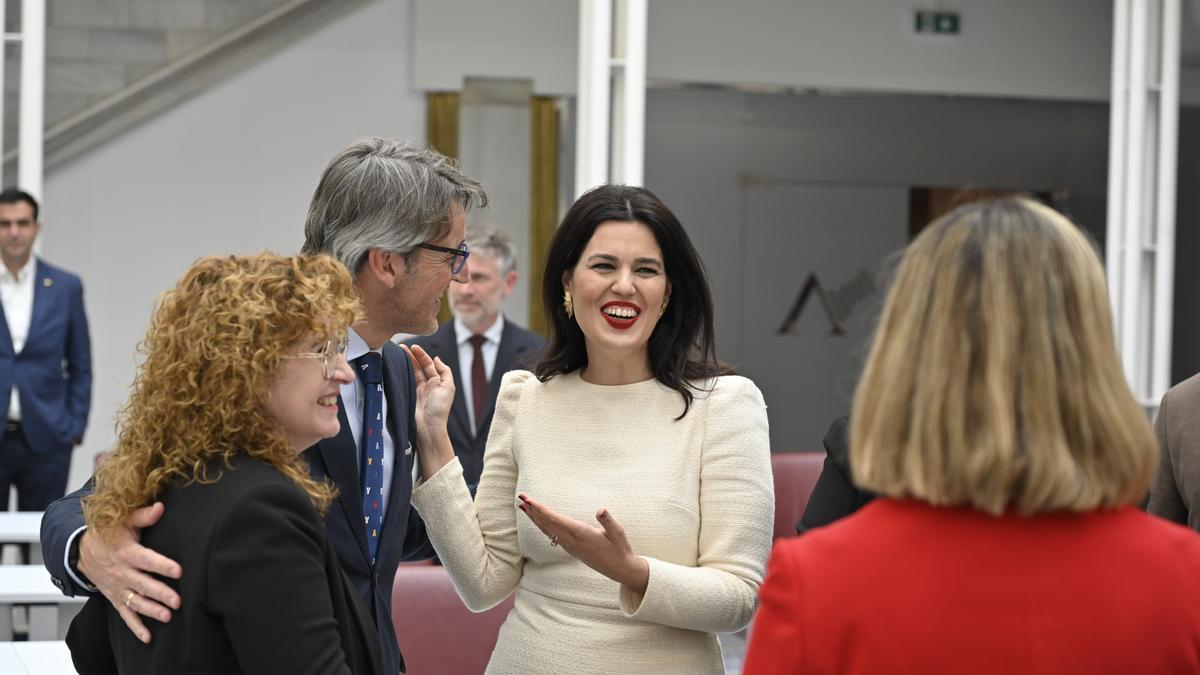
[771,452,825,539]
[391,566,515,674]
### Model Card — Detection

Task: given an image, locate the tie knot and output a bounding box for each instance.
[468,334,487,349]
[354,352,384,385]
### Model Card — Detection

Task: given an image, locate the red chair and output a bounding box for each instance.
[391,565,515,674]
[771,453,825,539]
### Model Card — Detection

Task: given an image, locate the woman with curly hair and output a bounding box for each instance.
[66,253,381,675]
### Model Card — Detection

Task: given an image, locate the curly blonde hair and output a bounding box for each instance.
[83,253,362,531]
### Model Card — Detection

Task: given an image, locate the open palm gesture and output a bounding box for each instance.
[399,344,454,440]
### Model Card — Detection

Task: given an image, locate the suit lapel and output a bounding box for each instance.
[379,344,414,557]
[0,293,11,355]
[318,397,371,563]
[26,260,53,345]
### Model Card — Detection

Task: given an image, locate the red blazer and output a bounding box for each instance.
[744,499,1200,675]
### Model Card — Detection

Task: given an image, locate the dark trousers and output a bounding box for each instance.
[0,422,71,511]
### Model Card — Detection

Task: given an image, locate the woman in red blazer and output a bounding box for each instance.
[744,197,1200,675]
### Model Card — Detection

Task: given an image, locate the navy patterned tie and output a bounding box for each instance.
[355,352,385,564]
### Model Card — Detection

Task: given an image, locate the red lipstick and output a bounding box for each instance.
[600,301,641,330]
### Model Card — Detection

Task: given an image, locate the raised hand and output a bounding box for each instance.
[518,494,649,594]
[399,344,455,437]
[399,343,457,478]
[77,502,183,643]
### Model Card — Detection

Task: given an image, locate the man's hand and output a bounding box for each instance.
[77,502,183,643]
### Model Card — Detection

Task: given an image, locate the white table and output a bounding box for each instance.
[0,641,77,674]
[0,512,43,564]
[0,566,85,640]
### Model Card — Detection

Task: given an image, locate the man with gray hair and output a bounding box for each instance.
[406,225,544,491]
[41,138,486,675]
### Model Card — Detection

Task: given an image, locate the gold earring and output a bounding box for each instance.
[563,290,574,319]
[659,297,669,317]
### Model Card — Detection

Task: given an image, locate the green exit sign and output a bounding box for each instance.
[915,10,960,35]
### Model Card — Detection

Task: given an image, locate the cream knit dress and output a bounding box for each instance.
[411,370,774,674]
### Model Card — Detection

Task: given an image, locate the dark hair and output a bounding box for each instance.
[535,184,730,418]
[0,188,39,220]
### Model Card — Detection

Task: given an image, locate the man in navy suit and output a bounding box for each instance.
[39,140,485,674]
[405,225,543,491]
[0,188,91,513]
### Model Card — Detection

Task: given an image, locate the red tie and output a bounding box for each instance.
[468,334,487,433]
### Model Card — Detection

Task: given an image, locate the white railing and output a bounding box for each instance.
[0,0,45,199]
[575,0,647,196]
[1106,0,1180,413]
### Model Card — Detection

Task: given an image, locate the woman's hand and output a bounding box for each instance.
[518,494,650,594]
[399,344,456,478]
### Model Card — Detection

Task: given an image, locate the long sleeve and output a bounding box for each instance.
[798,415,874,533]
[64,276,92,442]
[410,370,528,611]
[206,481,357,675]
[1147,391,1187,524]
[41,478,96,596]
[619,376,774,633]
[742,544,805,674]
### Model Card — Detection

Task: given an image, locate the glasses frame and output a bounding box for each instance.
[283,336,349,379]
[416,241,471,274]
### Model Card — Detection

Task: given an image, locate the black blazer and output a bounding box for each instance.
[796,415,876,534]
[45,341,434,675]
[305,341,436,674]
[404,318,543,488]
[66,455,382,675]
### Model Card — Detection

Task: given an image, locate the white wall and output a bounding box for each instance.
[41,0,425,491]
[413,0,578,94]
[412,0,1180,103]
[650,0,1114,101]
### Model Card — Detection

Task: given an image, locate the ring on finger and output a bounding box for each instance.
[124,589,138,609]
[549,534,560,547]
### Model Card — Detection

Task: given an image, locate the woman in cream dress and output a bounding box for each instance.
[402,185,774,674]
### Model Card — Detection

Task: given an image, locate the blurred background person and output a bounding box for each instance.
[1146,372,1200,531]
[744,197,1200,674]
[66,253,381,674]
[0,188,91,518]
[403,184,774,674]
[794,415,874,534]
[404,224,543,492]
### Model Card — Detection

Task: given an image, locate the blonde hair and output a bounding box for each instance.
[84,253,362,531]
[850,197,1157,515]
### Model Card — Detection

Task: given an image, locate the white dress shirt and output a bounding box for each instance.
[1,258,34,421]
[455,314,504,433]
[343,327,397,515]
